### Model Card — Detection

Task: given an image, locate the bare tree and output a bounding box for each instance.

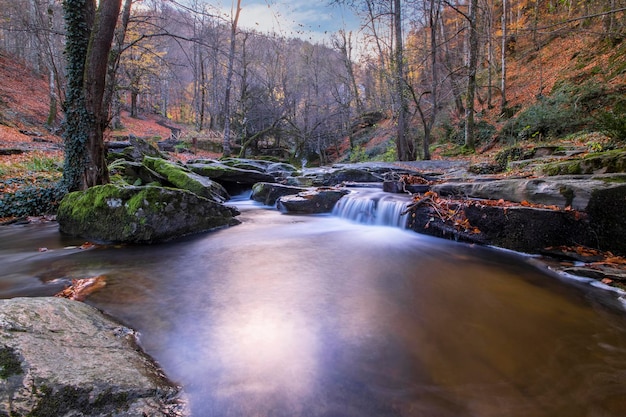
[222,0,241,157]
[463,0,479,150]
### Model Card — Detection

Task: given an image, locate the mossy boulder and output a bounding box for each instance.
[108,160,171,187]
[57,184,240,243]
[0,297,187,417]
[143,156,228,203]
[187,162,276,185]
[539,149,626,176]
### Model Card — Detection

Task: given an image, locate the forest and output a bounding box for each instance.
[0,0,625,172]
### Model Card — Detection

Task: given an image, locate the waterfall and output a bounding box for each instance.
[332,189,411,228]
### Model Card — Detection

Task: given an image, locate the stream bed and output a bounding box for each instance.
[2,195,626,416]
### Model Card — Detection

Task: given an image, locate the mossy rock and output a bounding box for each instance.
[143,156,229,202]
[251,183,307,206]
[57,184,240,243]
[0,297,187,416]
[187,162,276,185]
[539,149,626,176]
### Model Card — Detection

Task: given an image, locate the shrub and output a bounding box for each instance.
[0,181,67,218]
[442,120,495,145]
[349,145,367,163]
[500,81,605,142]
[494,146,536,171]
[594,100,626,145]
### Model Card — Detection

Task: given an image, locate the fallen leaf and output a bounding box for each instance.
[55,275,106,301]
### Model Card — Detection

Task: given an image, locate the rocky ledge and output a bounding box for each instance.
[0,297,187,417]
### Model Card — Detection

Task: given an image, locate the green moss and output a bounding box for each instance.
[0,346,23,379]
[26,385,131,417]
[559,186,575,207]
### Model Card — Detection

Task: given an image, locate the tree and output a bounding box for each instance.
[62,0,124,191]
[500,0,507,112]
[222,0,242,157]
[463,0,479,151]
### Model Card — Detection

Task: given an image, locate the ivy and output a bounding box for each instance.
[61,0,92,192]
[0,181,67,218]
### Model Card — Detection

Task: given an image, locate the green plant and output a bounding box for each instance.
[379,141,397,162]
[349,145,367,163]
[0,181,67,218]
[24,155,62,173]
[494,146,536,170]
[594,100,626,145]
[500,81,606,142]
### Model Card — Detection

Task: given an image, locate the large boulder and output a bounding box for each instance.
[432,175,626,210]
[464,204,591,253]
[57,184,240,244]
[277,188,349,214]
[303,167,383,186]
[539,149,626,176]
[250,183,307,206]
[143,156,228,203]
[405,201,590,253]
[0,297,186,417]
[586,183,626,255]
[187,162,276,185]
[109,160,171,187]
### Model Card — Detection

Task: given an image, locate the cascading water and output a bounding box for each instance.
[331,188,411,228]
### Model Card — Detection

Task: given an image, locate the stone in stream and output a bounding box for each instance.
[276,188,349,214]
[57,184,240,244]
[0,297,187,417]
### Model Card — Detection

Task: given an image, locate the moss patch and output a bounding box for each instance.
[0,346,23,379]
[26,385,132,417]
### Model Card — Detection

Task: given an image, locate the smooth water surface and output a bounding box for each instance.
[2,198,626,417]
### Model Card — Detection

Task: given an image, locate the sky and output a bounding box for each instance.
[219,0,361,44]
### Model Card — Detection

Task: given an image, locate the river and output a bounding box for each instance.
[1,192,626,416]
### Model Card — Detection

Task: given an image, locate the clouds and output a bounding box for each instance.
[228,0,358,43]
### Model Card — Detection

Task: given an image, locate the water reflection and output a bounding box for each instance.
[1,205,626,416]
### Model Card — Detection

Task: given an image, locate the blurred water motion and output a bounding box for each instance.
[2,202,626,416]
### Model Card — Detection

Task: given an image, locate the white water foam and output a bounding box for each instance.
[331,189,411,228]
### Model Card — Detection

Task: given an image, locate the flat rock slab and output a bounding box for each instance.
[0,297,187,417]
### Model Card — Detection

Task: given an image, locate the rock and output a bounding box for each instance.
[585,183,626,255]
[432,175,626,210]
[250,183,308,206]
[265,162,299,179]
[464,204,590,253]
[127,135,169,161]
[187,162,276,185]
[143,156,229,203]
[539,149,626,176]
[0,297,187,417]
[57,184,240,243]
[405,200,590,253]
[218,158,274,172]
[157,137,184,152]
[277,188,349,214]
[302,167,383,186]
[109,160,171,187]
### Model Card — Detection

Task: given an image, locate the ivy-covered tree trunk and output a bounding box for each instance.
[62,0,122,191]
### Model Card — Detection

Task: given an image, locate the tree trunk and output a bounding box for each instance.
[222,0,242,157]
[62,0,123,191]
[393,0,413,161]
[464,0,479,151]
[500,0,508,112]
